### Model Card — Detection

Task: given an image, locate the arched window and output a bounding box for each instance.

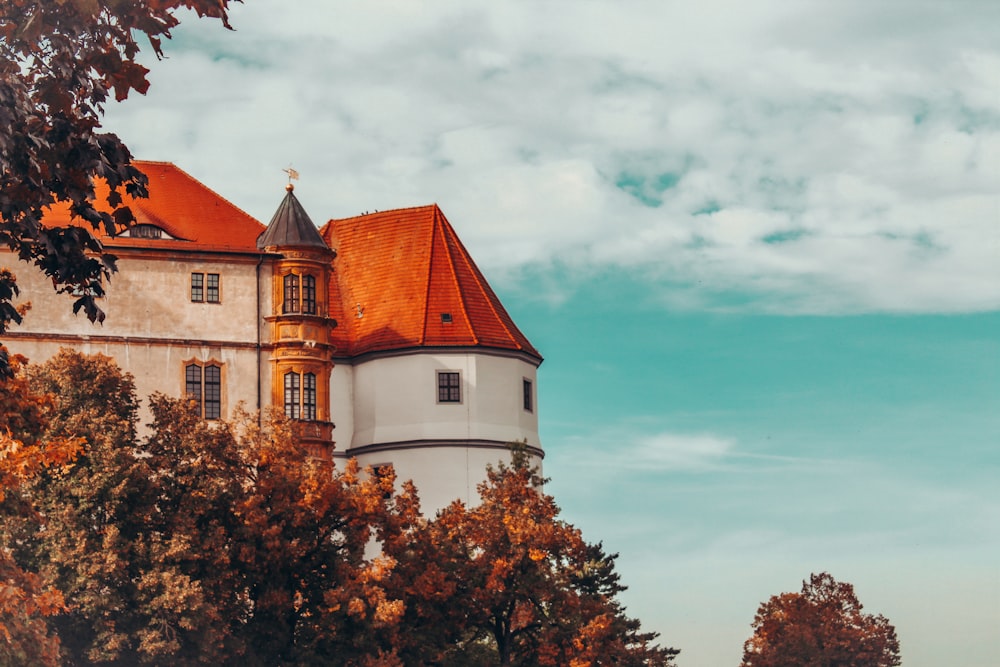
[283,370,318,421]
[284,371,300,419]
[282,274,299,313]
[186,362,222,419]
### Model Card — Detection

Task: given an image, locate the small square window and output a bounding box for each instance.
[523,379,533,412]
[441,313,452,323]
[437,371,461,403]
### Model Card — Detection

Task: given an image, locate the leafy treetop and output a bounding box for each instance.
[741,572,902,667]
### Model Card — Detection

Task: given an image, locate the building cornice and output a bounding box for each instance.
[3,331,267,351]
[339,438,544,459]
[333,344,543,367]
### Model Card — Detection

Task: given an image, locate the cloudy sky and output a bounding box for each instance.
[103,1,999,665]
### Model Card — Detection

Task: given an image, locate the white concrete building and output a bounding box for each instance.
[3,162,543,513]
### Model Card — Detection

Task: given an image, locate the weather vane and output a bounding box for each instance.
[282,165,299,191]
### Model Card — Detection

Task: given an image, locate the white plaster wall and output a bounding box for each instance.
[7,252,264,343]
[352,445,540,516]
[329,362,355,453]
[3,250,272,428]
[347,351,540,448]
[5,338,264,426]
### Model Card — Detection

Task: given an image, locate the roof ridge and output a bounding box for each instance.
[441,211,522,351]
[420,210,436,347]
[327,203,439,224]
[436,206,479,346]
[138,161,262,227]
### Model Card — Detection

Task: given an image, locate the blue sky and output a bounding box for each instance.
[101,1,999,664]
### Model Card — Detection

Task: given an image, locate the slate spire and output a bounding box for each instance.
[257,183,329,250]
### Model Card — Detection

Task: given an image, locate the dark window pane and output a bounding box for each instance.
[191,273,204,302]
[284,371,300,419]
[438,372,461,403]
[523,379,533,412]
[283,274,299,313]
[204,365,221,419]
[131,224,163,239]
[303,372,316,420]
[302,275,316,315]
[186,364,202,413]
[206,273,220,303]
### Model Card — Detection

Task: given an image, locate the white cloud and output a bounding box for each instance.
[103,0,1000,314]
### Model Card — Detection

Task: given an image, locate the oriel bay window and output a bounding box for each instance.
[185,362,222,419]
[284,370,317,420]
[282,273,317,315]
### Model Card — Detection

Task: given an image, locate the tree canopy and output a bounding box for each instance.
[0,350,674,666]
[0,352,81,665]
[741,572,901,667]
[385,447,679,666]
[0,0,239,377]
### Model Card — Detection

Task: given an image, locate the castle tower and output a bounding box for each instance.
[258,184,337,458]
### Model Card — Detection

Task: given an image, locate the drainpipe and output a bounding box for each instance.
[256,252,264,424]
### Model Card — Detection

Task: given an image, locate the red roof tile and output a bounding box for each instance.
[40,161,265,252]
[37,162,539,360]
[321,205,541,361]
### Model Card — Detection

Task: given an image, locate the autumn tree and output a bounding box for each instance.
[386,446,678,667]
[741,572,901,667]
[0,0,240,377]
[12,350,415,665]
[0,353,80,666]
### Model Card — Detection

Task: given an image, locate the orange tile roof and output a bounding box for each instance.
[37,162,539,360]
[321,205,541,361]
[40,161,265,252]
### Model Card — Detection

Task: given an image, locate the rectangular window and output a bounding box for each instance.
[186,362,222,420]
[191,273,204,302]
[523,379,533,412]
[302,275,316,315]
[206,273,220,303]
[437,371,461,403]
[303,372,317,421]
[284,371,301,419]
[186,363,202,413]
[283,274,300,314]
[204,365,221,419]
[130,224,163,239]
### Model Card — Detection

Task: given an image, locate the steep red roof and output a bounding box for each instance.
[40,161,265,253]
[321,205,541,361]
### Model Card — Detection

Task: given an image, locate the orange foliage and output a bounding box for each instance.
[0,349,82,665]
[741,572,901,667]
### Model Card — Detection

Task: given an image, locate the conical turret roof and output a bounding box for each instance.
[257,185,329,250]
